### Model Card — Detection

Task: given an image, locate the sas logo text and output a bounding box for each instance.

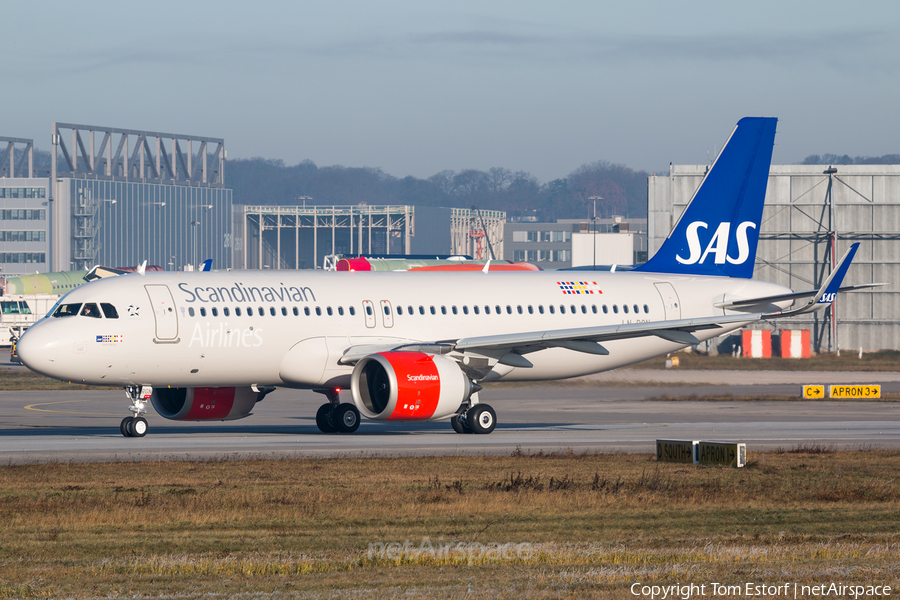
[676,221,756,266]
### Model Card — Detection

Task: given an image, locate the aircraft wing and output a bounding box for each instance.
[453,313,760,363]
[338,243,874,368]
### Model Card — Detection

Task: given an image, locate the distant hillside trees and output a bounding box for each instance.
[801,154,900,165]
[224,158,651,220]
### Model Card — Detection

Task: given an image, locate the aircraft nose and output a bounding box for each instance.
[16,324,60,376]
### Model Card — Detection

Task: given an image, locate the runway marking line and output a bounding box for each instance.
[24,400,120,417]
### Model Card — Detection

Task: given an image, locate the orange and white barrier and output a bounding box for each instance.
[780,329,811,358]
[741,329,771,358]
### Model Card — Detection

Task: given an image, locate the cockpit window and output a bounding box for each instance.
[101,303,119,319]
[53,303,82,318]
[81,303,102,318]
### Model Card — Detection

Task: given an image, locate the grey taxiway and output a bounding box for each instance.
[1,367,899,464]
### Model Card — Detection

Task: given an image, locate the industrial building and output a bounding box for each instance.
[235,205,505,270]
[0,124,231,275]
[649,164,899,352]
[503,218,647,269]
[0,137,49,272]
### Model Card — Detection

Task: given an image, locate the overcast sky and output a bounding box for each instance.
[4,1,898,181]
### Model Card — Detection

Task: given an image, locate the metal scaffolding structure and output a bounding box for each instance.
[649,164,900,352]
[450,208,505,260]
[50,123,224,186]
[238,205,414,270]
[0,137,34,178]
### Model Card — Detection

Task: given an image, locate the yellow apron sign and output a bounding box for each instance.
[829,385,881,399]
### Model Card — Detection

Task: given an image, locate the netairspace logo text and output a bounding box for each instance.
[368,538,532,564]
[630,582,892,599]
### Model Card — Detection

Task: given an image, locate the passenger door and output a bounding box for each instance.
[144,284,179,342]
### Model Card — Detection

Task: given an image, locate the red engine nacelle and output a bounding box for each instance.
[350,352,475,421]
[150,386,262,421]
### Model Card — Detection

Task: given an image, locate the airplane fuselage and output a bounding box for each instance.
[20,269,791,388]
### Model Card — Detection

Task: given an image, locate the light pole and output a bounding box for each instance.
[191,220,200,270]
[588,196,603,270]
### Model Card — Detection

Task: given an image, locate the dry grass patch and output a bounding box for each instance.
[0,450,898,597]
[630,350,900,371]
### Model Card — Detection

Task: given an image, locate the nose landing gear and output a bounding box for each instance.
[121,385,152,437]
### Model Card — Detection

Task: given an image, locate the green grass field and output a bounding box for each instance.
[1,449,898,598]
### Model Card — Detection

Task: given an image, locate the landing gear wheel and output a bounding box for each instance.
[127,416,148,437]
[120,416,134,437]
[316,403,336,433]
[334,403,361,433]
[467,404,496,434]
[451,414,473,434]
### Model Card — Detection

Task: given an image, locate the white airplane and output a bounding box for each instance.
[16,118,879,438]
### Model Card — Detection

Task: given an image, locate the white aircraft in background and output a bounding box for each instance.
[17,118,880,438]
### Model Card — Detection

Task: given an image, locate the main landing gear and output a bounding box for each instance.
[451,394,496,435]
[121,385,151,437]
[314,388,360,434]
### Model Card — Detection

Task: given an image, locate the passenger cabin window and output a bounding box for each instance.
[612,305,618,314]
[211,307,218,317]
[282,307,288,316]
[397,306,403,315]
[462,306,468,315]
[269,307,276,316]
[53,303,81,317]
[441,306,447,315]
[200,307,207,317]
[291,307,297,316]
[101,303,118,319]
[643,305,649,313]
[188,307,195,317]
[223,307,230,317]
[338,306,344,316]
[328,307,334,316]
[452,306,458,315]
[419,306,425,315]
[247,307,254,316]
[258,306,264,315]
[349,306,356,316]
[305,307,311,316]
[315,307,322,316]
[623,305,629,314]
[473,306,480,315]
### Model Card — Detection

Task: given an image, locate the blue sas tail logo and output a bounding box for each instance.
[637,117,777,279]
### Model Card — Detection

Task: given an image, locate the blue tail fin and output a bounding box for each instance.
[637,117,777,278]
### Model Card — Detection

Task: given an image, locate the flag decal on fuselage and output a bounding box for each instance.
[557,281,602,295]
